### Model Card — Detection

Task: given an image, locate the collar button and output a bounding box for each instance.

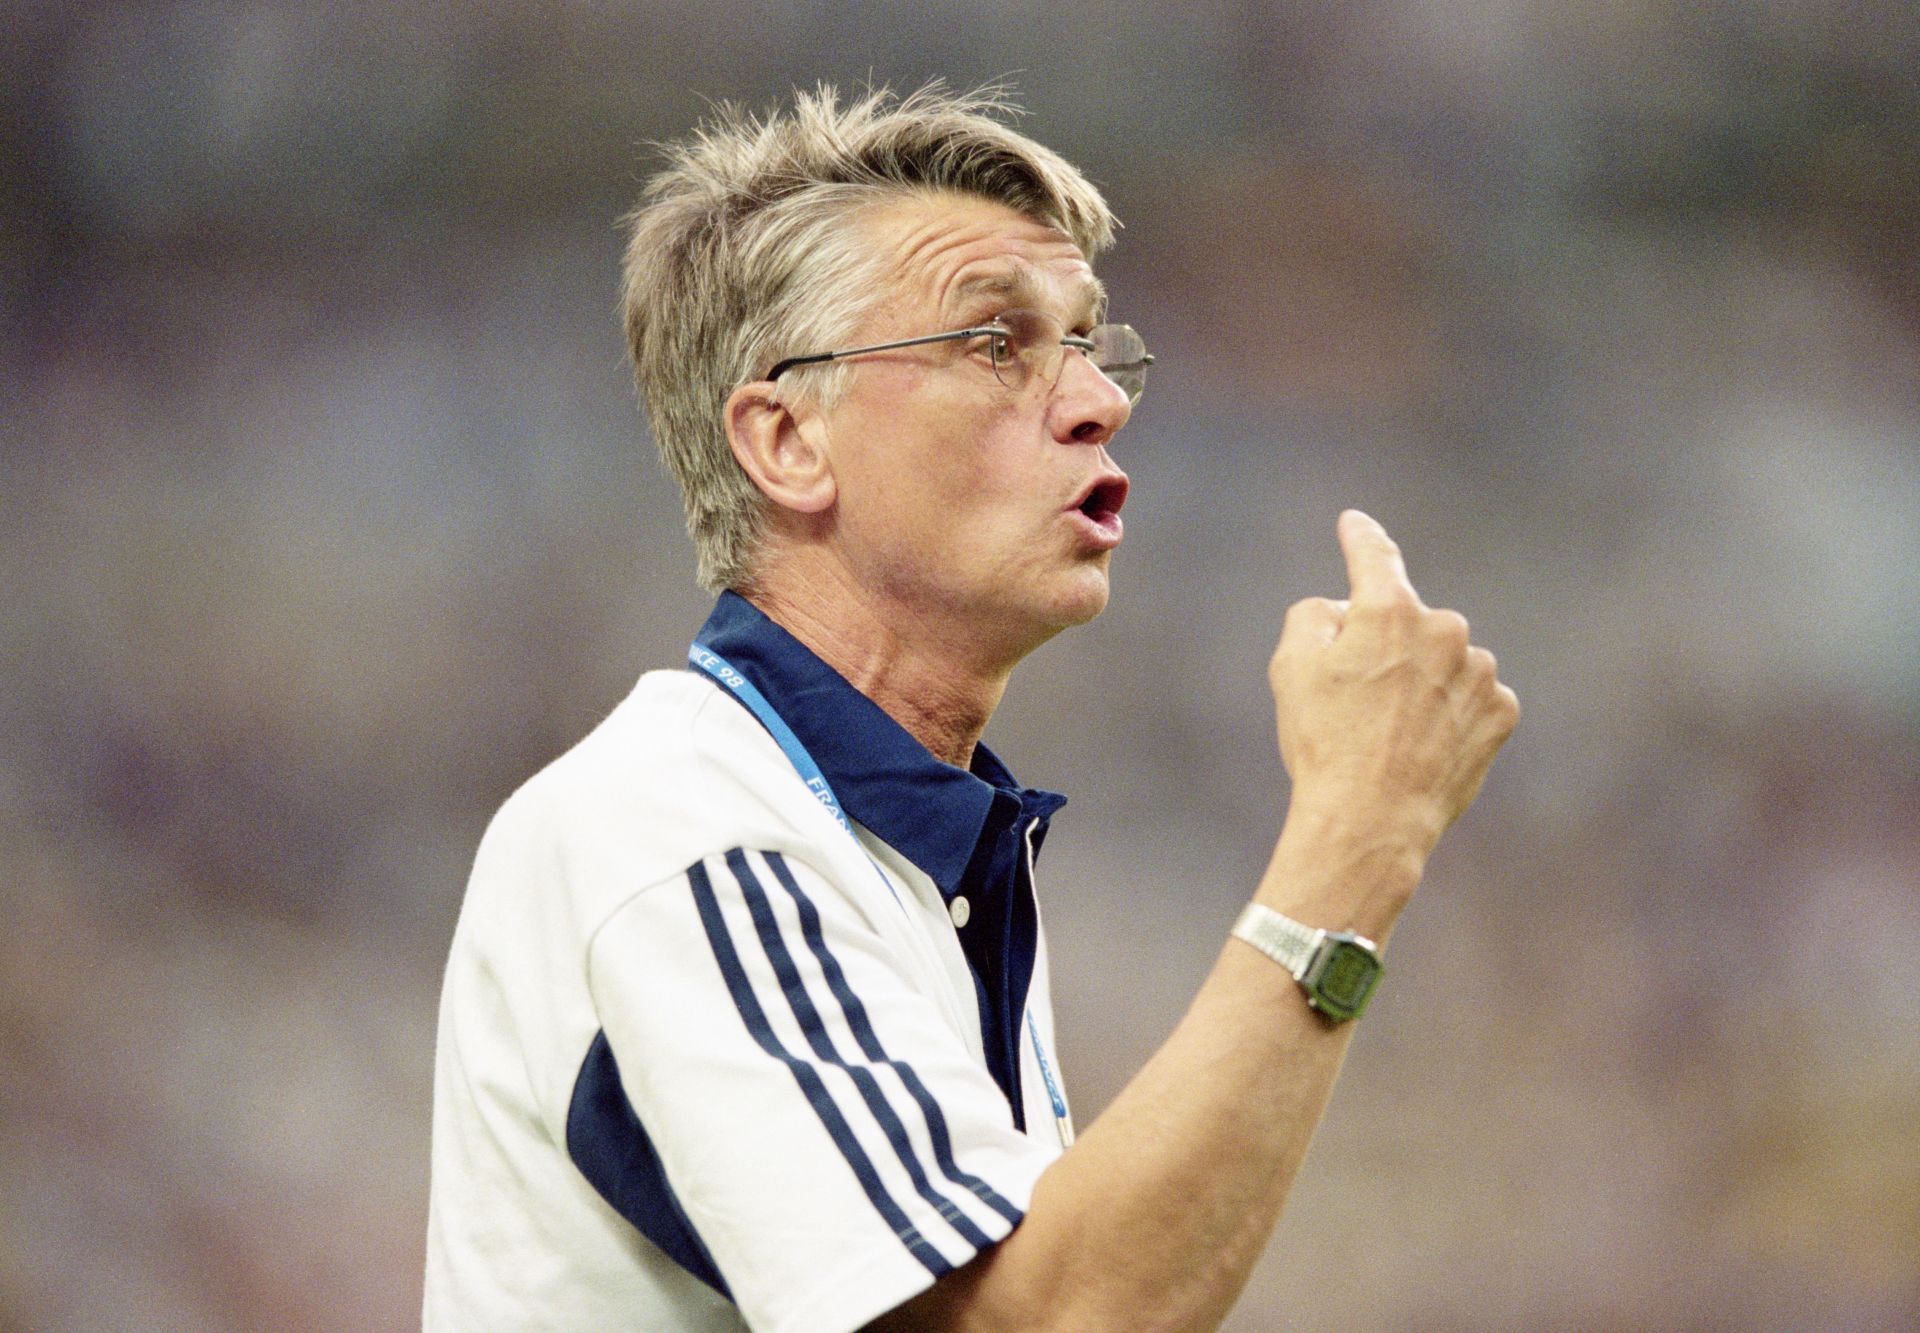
[949,896,971,928]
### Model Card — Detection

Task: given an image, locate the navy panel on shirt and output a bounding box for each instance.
[565,1032,733,1298]
[694,591,1067,1123]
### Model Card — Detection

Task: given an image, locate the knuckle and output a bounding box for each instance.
[1281,595,1346,637]
[1429,608,1470,647]
[1267,636,1293,676]
[1495,684,1520,727]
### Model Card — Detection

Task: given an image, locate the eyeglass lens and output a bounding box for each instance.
[988,309,1149,404]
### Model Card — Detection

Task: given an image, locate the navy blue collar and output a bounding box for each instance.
[693,591,1066,899]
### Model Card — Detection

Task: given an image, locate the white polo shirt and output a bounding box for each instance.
[424,593,1073,1332]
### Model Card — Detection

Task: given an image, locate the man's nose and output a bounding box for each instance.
[1048,349,1132,445]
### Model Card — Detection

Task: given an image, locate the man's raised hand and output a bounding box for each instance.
[1268,510,1519,865]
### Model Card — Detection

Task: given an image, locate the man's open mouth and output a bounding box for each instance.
[1074,476,1130,524]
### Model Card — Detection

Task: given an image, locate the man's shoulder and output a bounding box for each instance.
[525,666,734,804]
[479,667,829,896]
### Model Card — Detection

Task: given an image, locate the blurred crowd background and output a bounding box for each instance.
[4,2,1917,1328]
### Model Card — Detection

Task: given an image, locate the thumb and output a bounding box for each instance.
[1338,508,1417,605]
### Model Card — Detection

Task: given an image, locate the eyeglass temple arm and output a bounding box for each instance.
[765,327,1002,382]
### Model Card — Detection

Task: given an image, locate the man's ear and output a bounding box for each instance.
[724,381,836,515]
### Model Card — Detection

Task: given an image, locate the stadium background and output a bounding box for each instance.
[3,2,1917,1327]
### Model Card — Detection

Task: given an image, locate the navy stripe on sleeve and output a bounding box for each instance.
[686,858,951,1278]
[724,849,996,1250]
[763,851,1025,1227]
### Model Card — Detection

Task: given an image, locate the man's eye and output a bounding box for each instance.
[987,323,1028,353]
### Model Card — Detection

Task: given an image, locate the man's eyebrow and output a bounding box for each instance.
[950,271,1109,322]
[950,272,1033,310]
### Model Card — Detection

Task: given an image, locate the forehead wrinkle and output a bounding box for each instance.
[884,210,1011,298]
[949,266,1107,324]
[872,196,1097,325]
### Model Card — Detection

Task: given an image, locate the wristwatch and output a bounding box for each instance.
[1231,903,1384,1022]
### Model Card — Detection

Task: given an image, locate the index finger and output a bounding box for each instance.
[1338,508,1419,604]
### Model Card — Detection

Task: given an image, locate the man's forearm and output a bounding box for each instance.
[873,818,1424,1332]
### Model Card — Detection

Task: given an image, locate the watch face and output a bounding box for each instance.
[1309,938,1383,1021]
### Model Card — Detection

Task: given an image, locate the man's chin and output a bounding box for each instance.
[1061,574,1112,626]
[1032,562,1113,632]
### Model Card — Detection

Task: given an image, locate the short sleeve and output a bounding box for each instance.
[581,846,1056,1333]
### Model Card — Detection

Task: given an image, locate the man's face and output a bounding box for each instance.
[810,193,1133,658]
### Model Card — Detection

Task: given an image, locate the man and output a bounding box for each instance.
[424,84,1517,1331]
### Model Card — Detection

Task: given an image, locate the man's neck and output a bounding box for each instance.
[742,574,1013,771]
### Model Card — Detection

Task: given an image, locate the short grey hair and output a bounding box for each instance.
[621,82,1117,591]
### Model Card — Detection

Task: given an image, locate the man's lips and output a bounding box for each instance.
[1067,471,1130,547]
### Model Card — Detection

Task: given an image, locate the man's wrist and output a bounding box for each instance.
[1284,783,1446,858]
[1258,804,1426,945]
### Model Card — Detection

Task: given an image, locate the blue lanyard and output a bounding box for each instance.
[689,643,902,910]
[1027,1011,1073,1145]
[689,641,1073,1147]
[689,644,864,843]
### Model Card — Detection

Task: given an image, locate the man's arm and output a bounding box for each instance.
[871,510,1519,1331]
